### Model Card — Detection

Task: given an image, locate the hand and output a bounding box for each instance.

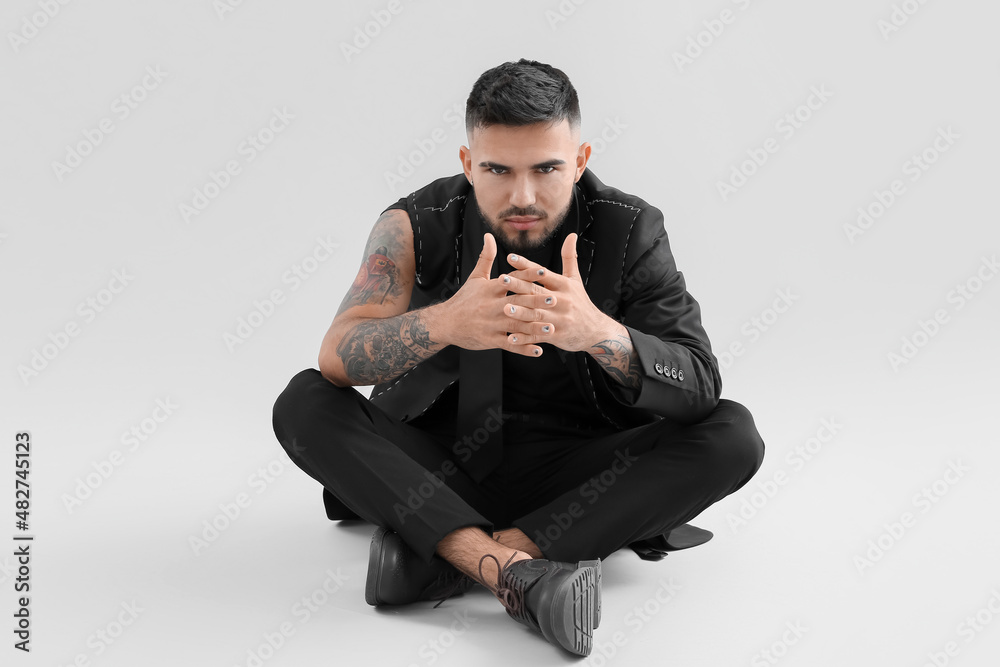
[439,233,547,357]
[501,233,616,354]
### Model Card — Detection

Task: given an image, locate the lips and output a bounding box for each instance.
[507,217,540,230]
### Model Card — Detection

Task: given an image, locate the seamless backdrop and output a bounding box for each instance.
[2,1,999,666]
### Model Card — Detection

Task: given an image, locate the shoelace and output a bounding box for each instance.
[477,552,524,617]
[430,533,511,609]
[429,570,474,609]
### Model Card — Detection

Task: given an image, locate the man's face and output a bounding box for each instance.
[460,119,590,253]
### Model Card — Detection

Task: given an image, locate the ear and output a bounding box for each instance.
[575,142,591,181]
[459,145,473,185]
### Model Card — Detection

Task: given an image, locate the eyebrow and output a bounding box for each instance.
[478,159,567,170]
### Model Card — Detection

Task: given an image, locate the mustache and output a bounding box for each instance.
[498,207,546,219]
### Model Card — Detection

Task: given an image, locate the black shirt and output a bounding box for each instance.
[389,194,614,443]
[493,227,606,442]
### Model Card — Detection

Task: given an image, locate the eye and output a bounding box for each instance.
[488,166,507,175]
[538,166,556,174]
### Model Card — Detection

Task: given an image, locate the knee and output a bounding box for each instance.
[695,399,765,487]
[272,368,358,441]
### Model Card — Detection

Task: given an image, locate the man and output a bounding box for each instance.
[272,59,765,657]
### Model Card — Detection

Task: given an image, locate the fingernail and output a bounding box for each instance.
[534,348,541,356]
[542,325,550,333]
[537,268,545,276]
[509,305,516,314]
[544,296,553,305]
[502,275,510,284]
[512,335,518,343]
[510,254,519,262]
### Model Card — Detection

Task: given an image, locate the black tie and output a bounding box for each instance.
[456,241,504,482]
[454,188,576,481]
[455,196,505,482]
[457,346,503,482]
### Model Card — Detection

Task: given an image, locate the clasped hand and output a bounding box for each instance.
[445,232,611,356]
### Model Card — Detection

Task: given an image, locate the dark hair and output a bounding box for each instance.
[465,59,581,135]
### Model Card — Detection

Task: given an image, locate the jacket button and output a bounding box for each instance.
[678,370,684,381]
[671,368,677,379]
[655,363,663,374]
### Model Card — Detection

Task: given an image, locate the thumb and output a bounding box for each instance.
[471,232,497,279]
[561,233,580,279]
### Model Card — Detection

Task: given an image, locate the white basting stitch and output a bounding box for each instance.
[373,369,412,398]
[587,198,640,212]
[586,198,642,289]
[620,209,640,281]
[413,202,423,285]
[414,194,467,286]
[416,378,458,416]
[422,194,467,212]
[580,359,624,429]
[454,198,468,283]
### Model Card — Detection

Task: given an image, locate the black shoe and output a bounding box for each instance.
[483,554,599,657]
[365,526,474,606]
[629,524,714,561]
[323,488,361,521]
[552,559,601,628]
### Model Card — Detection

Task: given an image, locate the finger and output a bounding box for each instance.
[500,273,556,300]
[506,322,555,347]
[490,332,541,357]
[505,293,557,310]
[502,302,552,324]
[506,252,562,286]
[471,233,497,280]
[505,266,564,289]
[561,233,579,280]
[505,340,544,357]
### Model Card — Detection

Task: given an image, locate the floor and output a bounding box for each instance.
[3,1,998,665]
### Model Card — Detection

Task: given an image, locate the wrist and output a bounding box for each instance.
[424,301,454,347]
[592,315,626,347]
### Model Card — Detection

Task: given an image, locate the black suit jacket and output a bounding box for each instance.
[369,168,722,430]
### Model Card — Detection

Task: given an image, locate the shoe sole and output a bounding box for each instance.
[538,564,596,656]
[577,559,602,628]
[364,525,390,606]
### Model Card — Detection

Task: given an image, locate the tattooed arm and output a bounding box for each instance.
[319,208,451,387]
[587,320,643,395]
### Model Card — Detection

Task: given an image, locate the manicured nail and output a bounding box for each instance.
[537,268,545,276]
[533,348,541,356]
[509,305,516,314]
[510,254,519,262]
[542,325,550,333]
[544,296,553,305]
[502,275,510,284]
[512,335,518,343]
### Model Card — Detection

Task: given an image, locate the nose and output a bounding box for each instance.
[510,174,536,210]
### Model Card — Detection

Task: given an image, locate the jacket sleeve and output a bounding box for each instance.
[591,214,722,424]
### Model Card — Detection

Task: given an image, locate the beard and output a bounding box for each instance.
[480,191,575,254]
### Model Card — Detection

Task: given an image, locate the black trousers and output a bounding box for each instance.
[272,368,765,565]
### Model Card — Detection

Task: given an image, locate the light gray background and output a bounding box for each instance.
[2,1,998,665]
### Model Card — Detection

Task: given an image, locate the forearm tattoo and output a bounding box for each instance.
[336,311,437,385]
[590,333,643,391]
